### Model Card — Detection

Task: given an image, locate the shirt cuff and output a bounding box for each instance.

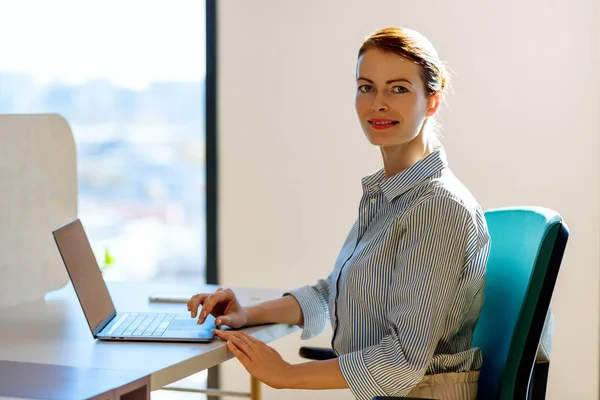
[283,286,328,340]
[338,350,386,400]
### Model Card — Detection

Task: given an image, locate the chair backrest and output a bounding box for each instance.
[0,114,76,308]
[473,207,569,400]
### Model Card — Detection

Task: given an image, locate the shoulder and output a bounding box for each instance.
[402,169,488,235]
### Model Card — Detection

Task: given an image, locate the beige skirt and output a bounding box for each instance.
[405,371,480,400]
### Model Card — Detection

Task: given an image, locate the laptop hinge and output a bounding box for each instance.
[93,311,117,338]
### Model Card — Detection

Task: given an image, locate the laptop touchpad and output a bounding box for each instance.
[169,317,216,330]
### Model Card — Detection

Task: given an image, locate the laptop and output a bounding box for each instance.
[52,219,215,342]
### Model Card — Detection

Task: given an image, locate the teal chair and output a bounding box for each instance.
[300,207,569,400]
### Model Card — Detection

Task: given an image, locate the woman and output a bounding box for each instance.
[188,26,490,400]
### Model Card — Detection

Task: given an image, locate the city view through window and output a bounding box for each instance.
[0,0,208,283]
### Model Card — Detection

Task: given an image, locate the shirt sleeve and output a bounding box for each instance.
[337,197,481,399]
[284,271,333,339]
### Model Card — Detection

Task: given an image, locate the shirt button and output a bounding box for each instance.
[370,198,377,205]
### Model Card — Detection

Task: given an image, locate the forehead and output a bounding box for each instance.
[356,49,421,82]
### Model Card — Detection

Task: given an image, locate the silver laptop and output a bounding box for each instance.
[52,219,215,342]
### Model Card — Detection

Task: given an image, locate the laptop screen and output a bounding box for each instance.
[53,219,116,335]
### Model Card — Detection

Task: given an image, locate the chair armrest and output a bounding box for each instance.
[298,346,336,360]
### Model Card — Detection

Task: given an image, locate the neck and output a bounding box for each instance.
[380,134,434,179]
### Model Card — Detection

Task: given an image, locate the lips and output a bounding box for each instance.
[368,119,399,130]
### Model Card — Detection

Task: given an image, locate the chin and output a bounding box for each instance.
[366,134,398,147]
[363,124,404,146]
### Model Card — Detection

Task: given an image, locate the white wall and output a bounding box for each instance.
[218,1,600,399]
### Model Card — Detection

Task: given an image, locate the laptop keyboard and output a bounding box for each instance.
[108,313,177,337]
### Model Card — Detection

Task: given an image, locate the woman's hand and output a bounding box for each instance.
[187,288,249,328]
[213,329,294,389]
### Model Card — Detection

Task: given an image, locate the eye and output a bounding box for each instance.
[357,84,373,93]
[392,86,409,94]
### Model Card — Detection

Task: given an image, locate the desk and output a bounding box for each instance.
[0,282,299,394]
[0,360,150,400]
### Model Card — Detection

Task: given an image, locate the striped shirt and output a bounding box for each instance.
[286,149,491,399]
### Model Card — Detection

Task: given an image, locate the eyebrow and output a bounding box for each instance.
[357,77,414,86]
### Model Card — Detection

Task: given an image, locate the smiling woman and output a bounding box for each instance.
[189,26,489,400]
[355,27,450,177]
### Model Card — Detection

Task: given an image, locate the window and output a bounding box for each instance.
[0,0,207,284]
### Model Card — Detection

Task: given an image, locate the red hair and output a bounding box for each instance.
[359,27,449,95]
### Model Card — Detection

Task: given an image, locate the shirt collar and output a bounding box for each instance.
[361,149,448,202]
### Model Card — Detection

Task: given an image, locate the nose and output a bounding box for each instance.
[370,93,389,112]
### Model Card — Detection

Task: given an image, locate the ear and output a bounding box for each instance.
[425,92,442,117]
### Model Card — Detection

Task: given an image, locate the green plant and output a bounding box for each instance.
[98,248,116,274]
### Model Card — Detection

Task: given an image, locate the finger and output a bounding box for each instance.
[227,340,252,369]
[188,293,207,313]
[198,293,219,323]
[215,315,231,326]
[187,295,199,312]
[218,331,257,355]
[198,291,229,324]
[214,330,246,347]
[213,329,235,337]
[236,331,261,346]
[214,329,239,337]
[225,333,254,358]
[212,329,229,339]
[229,331,256,348]
[188,294,209,318]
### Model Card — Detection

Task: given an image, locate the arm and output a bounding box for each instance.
[213,329,348,390]
[244,267,334,331]
[288,358,348,389]
[190,273,331,330]
[245,294,304,326]
[281,271,334,339]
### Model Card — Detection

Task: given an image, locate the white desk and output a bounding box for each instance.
[0,282,299,392]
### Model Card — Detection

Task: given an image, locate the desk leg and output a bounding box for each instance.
[250,376,261,400]
[208,365,219,400]
[114,375,150,400]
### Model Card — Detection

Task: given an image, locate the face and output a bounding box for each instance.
[355,49,440,148]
